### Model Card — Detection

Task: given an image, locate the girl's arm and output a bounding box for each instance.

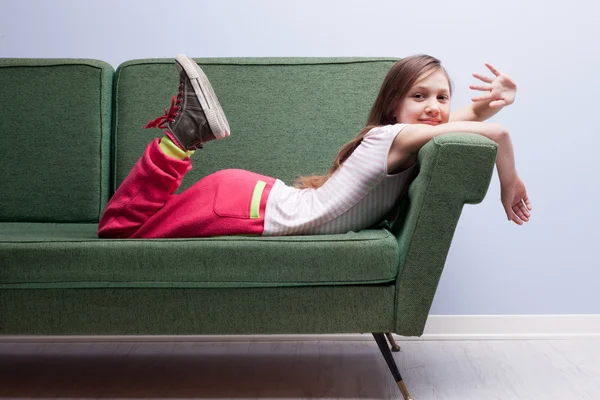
[390,121,508,173]
[449,63,517,122]
[450,101,502,122]
[389,122,531,224]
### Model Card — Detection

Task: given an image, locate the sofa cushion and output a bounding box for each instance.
[112,58,397,193]
[0,59,113,222]
[0,223,400,289]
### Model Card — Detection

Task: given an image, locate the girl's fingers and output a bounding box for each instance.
[514,203,529,222]
[510,212,524,225]
[473,72,493,83]
[524,195,532,210]
[470,84,493,91]
[505,197,529,226]
[488,99,507,108]
[485,63,501,76]
[472,93,493,102]
[519,200,531,217]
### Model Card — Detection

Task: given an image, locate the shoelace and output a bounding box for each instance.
[144,83,184,129]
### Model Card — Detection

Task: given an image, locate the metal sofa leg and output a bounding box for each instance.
[386,332,401,352]
[372,332,414,400]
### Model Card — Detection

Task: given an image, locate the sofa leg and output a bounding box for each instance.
[385,332,401,352]
[372,332,414,400]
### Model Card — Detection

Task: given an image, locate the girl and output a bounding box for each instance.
[98,54,531,239]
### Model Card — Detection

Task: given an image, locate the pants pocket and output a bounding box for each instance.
[213,170,266,219]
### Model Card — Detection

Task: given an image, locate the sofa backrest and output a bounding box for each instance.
[0,59,113,222]
[112,58,396,193]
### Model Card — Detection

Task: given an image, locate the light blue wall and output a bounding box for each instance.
[1,0,597,315]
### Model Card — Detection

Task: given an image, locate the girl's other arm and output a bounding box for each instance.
[389,121,507,172]
[389,122,531,224]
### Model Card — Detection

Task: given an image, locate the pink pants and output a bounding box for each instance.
[98,138,275,238]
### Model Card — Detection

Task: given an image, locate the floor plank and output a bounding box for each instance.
[0,339,598,399]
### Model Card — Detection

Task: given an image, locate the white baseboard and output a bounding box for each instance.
[1,315,599,342]
[419,314,600,340]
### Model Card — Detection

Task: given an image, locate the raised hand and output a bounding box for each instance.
[471,63,517,109]
[500,176,532,225]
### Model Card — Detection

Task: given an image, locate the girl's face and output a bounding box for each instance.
[393,69,451,126]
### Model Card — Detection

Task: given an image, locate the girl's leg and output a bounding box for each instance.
[99,136,275,239]
[98,54,231,238]
[98,137,191,238]
[131,168,275,239]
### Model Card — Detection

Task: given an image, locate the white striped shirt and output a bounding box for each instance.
[263,124,416,236]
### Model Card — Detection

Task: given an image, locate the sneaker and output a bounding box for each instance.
[144,54,230,150]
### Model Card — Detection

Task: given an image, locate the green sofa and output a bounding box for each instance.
[0,57,497,399]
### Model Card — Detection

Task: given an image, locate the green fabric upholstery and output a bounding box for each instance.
[0,59,113,222]
[0,223,399,289]
[113,58,396,191]
[0,285,395,335]
[392,133,497,335]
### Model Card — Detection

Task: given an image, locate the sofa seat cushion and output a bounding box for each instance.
[0,223,400,289]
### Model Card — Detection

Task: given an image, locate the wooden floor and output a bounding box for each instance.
[0,339,599,399]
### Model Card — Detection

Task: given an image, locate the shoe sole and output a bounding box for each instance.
[175,54,230,139]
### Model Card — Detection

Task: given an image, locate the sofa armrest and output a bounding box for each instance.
[391,133,498,336]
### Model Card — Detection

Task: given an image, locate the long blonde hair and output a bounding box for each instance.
[294,55,451,189]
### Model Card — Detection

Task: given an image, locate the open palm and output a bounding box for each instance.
[470,63,517,109]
